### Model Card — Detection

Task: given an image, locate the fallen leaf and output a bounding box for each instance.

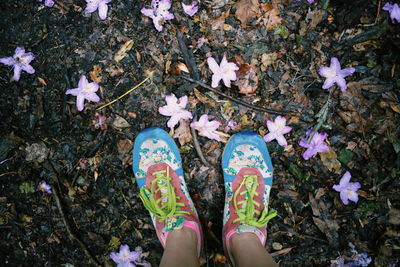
[194,88,217,108]
[261,52,279,69]
[90,65,102,83]
[114,40,134,62]
[117,139,133,154]
[319,146,341,174]
[211,9,230,31]
[259,4,282,30]
[235,0,259,27]
[108,236,121,250]
[38,77,47,86]
[173,120,192,146]
[112,116,131,128]
[270,247,293,257]
[234,56,258,96]
[106,65,124,77]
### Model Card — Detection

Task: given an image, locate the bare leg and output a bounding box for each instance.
[230,233,278,267]
[160,227,199,267]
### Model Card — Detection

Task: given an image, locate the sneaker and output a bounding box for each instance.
[132,127,203,257]
[221,132,277,263]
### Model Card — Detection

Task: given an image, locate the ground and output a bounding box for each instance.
[0,0,399,266]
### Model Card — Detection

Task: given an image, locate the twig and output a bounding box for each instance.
[48,161,101,266]
[176,32,200,80]
[307,90,332,143]
[375,0,382,24]
[182,76,297,116]
[97,77,149,111]
[191,114,211,167]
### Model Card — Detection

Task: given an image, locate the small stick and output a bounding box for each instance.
[97,77,149,111]
[306,89,332,143]
[182,76,297,116]
[191,114,211,167]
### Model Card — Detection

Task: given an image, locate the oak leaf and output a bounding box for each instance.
[235,0,259,27]
[259,4,282,30]
[173,120,193,146]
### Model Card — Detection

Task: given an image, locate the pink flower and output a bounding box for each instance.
[37,0,55,7]
[182,1,199,17]
[0,47,35,81]
[190,114,221,141]
[141,0,174,32]
[110,245,141,267]
[332,171,361,205]
[263,115,292,147]
[318,57,356,92]
[158,94,192,129]
[207,54,239,88]
[299,129,329,160]
[197,37,208,48]
[65,75,100,111]
[85,0,111,20]
[383,2,400,24]
[37,181,52,194]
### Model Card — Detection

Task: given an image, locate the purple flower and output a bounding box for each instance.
[141,0,174,32]
[293,0,315,3]
[110,245,141,267]
[299,129,329,160]
[0,47,35,81]
[318,57,356,92]
[37,0,55,7]
[349,242,372,266]
[207,54,239,88]
[158,94,192,129]
[85,0,111,20]
[197,37,208,48]
[383,3,400,23]
[190,114,221,141]
[263,115,292,146]
[182,1,199,17]
[65,75,100,111]
[333,172,361,205]
[37,181,52,194]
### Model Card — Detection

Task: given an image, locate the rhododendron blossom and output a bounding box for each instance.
[85,0,111,20]
[65,75,100,111]
[0,47,35,81]
[207,54,239,88]
[158,94,192,129]
[197,37,208,48]
[37,181,52,194]
[318,57,355,92]
[141,0,174,32]
[263,116,292,147]
[333,172,361,205]
[110,244,149,267]
[383,2,400,23]
[182,1,199,17]
[37,0,55,7]
[299,129,329,160]
[190,114,221,141]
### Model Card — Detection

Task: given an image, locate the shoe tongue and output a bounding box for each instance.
[162,216,186,232]
[236,224,262,235]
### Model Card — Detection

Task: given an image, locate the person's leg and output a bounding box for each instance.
[230,232,278,267]
[160,227,199,267]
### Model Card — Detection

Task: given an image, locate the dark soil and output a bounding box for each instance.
[1,0,400,266]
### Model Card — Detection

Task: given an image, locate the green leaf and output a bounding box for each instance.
[289,163,309,180]
[358,201,381,212]
[19,181,35,194]
[108,236,121,251]
[338,149,354,164]
[273,25,289,39]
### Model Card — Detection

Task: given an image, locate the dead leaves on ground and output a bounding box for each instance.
[173,120,193,146]
[234,56,259,96]
[235,0,282,30]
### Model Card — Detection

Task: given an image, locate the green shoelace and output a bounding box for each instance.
[139,168,189,222]
[232,175,277,227]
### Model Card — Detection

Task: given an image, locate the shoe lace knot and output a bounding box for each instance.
[139,168,189,222]
[232,174,277,227]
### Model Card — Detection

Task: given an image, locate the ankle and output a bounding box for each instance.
[167,226,197,244]
[230,232,261,250]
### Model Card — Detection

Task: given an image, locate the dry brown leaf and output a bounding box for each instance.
[259,4,282,30]
[234,56,258,97]
[271,0,290,9]
[211,9,230,31]
[117,139,133,154]
[319,146,341,174]
[235,0,259,27]
[173,120,192,146]
[38,77,47,86]
[90,65,102,83]
[270,247,293,257]
[194,88,217,108]
[114,40,134,62]
[106,65,124,77]
[261,52,279,69]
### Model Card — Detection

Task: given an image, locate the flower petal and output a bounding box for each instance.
[302,148,315,160]
[78,75,88,88]
[86,93,100,102]
[340,190,349,205]
[85,3,98,13]
[330,57,341,72]
[13,65,21,81]
[98,2,109,20]
[322,77,335,89]
[339,171,352,187]
[339,67,355,77]
[318,66,332,78]
[0,57,14,66]
[336,77,348,92]
[276,135,288,146]
[211,73,221,88]
[207,57,220,74]
[65,88,81,96]
[263,133,275,143]
[22,64,35,74]
[76,94,85,111]
[141,8,154,18]
[14,47,25,58]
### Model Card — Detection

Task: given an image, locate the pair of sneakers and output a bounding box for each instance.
[132,127,277,264]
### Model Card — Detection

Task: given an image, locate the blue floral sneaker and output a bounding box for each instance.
[221,132,277,263]
[132,127,203,257]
